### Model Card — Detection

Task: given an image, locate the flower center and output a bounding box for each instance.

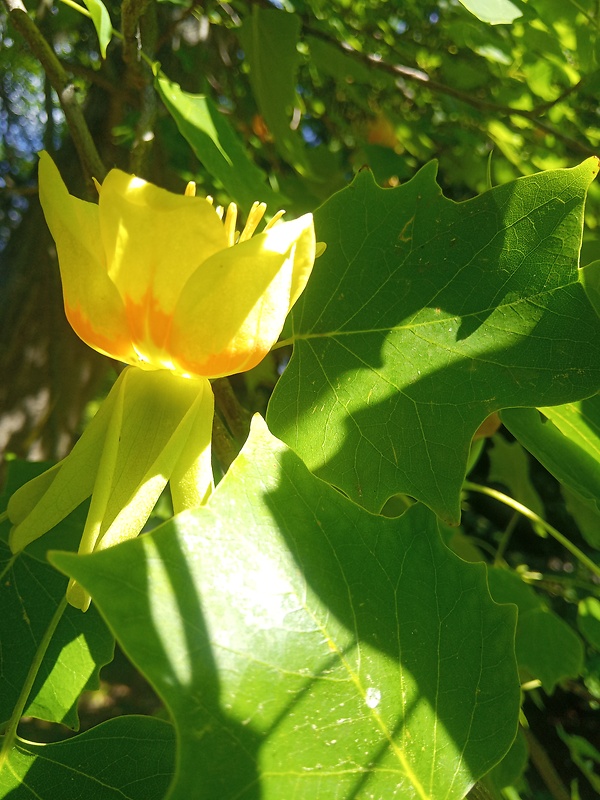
[184,181,285,247]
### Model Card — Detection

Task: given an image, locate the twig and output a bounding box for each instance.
[464,481,600,578]
[522,726,571,800]
[211,377,251,443]
[2,0,106,182]
[245,0,597,158]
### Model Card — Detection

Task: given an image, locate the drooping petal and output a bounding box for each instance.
[169,214,316,378]
[38,152,135,363]
[281,214,317,308]
[66,368,214,610]
[96,370,213,550]
[98,170,228,352]
[7,373,122,552]
[170,382,215,511]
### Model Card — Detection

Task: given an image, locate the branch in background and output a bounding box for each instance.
[293,10,597,157]
[2,0,106,182]
[121,0,152,66]
[126,0,159,175]
[522,726,571,800]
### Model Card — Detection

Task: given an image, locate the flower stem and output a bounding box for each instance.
[0,595,68,768]
[211,378,251,443]
[463,481,600,578]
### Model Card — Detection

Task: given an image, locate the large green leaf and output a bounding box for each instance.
[0,463,114,730]
[155,75,283,210]
[0,716,175,799]
[238,7,309,173]
[52,417,519,800]
[268,160,600,521]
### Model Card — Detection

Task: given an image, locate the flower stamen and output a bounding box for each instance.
[239,201,267,242]
[190,186,287,245]
[263,209,286,231]
[224,202,238,247]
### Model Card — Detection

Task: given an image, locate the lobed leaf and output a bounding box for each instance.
[52,417,519,800]
[0,716,175,799]
[268,160,600,521]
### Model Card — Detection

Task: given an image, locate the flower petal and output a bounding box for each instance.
[98,170,228,352]
[38,152,135,362]
[169,214,316,378]
[7,373,121,551]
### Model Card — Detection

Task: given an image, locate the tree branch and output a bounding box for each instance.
[284,5,597,158]
[2,0,106,182]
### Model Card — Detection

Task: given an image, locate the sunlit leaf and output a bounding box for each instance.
[502,397,600,523]
[155,74,283,209]
[82,0,112,59]
[268,160,600,521]
[52,417,519,799]
[457,0,522,25]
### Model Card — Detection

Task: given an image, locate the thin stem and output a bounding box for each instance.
[464,481,600,578]
[2,0,105,182]
[494,510,519,566]
[211,378,251,443]
[521,726,571,800]
[0,595,68,767]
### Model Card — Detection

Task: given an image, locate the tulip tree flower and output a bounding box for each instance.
[7,152,316,610]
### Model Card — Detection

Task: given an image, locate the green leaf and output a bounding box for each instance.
[51,417,519,800]
[578,597,600,649]
[501,399,600,522]
[457,0,523,25]
[487,568,584,692]
[0,716,175,799]
[238,7,309,173]
[307,35,376,86]
[155,74,283,210]
[82,0,112,59]
[487,728,528,791]
[268,160,600,521]
[488,437,544,519]
[563,486,600,549]
[0,463,114,729]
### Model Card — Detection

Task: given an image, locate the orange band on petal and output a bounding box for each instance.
[176,347,266,379]
[124,291,174,351]
[66,305,136,362]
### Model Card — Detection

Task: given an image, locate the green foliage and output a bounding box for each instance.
[269,161,600,520]
[82,0,113,58]
[51,418,519,799]
[1,717,175,799]
[2,1,600,799]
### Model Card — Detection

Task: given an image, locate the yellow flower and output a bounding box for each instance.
[37,151,315,378]
[7,153,316,610]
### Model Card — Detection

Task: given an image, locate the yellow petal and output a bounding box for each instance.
[98,170,227,351]
[7,372,121,551]
[38,152,135,363]
[169,214,315,378]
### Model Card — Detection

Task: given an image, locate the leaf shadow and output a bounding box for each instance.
[271,169,600,519]
[259,448,520,798]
